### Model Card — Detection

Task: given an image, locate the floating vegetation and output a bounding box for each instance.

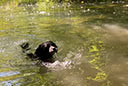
[85,33,111,85]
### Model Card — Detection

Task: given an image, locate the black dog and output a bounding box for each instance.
[21,41,58,63]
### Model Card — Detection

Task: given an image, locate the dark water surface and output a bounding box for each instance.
[0,2,128,86]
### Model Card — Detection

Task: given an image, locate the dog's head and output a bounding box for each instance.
[44,41,58,55]
[35,41,58,61]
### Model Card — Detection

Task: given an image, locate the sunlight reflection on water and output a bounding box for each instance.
[0,71,20,77]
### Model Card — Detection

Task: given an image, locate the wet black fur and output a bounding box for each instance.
[20,41,58,63]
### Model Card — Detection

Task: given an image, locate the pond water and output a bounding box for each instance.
[0,1,128,86]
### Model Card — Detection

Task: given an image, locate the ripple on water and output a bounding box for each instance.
[0,71,20,77]
[0,71,21,86]
[0,79,20,86]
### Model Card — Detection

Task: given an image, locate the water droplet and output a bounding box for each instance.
[58,5,60,7]
[69,10,72,13]
[112,1,114,3]
[81,6,83,9]
[48,13,50,16]
[113,12,116,14]
[83,10,86,13]
[124,4,128,7]
[52,6,54,9]
[87,9,90,11]
[39,11,46,14]
[67,13,70,16]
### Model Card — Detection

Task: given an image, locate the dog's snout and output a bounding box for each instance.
[49,46,57,53]
[53,48,57,52]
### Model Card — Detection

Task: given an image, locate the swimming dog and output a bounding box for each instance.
[21,41,58,63]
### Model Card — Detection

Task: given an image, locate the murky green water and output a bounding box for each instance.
[0,1,128,86]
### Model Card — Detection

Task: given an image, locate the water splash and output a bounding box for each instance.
[40,50,83,71]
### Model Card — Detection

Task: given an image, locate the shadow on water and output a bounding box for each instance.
[0,1,128,86]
